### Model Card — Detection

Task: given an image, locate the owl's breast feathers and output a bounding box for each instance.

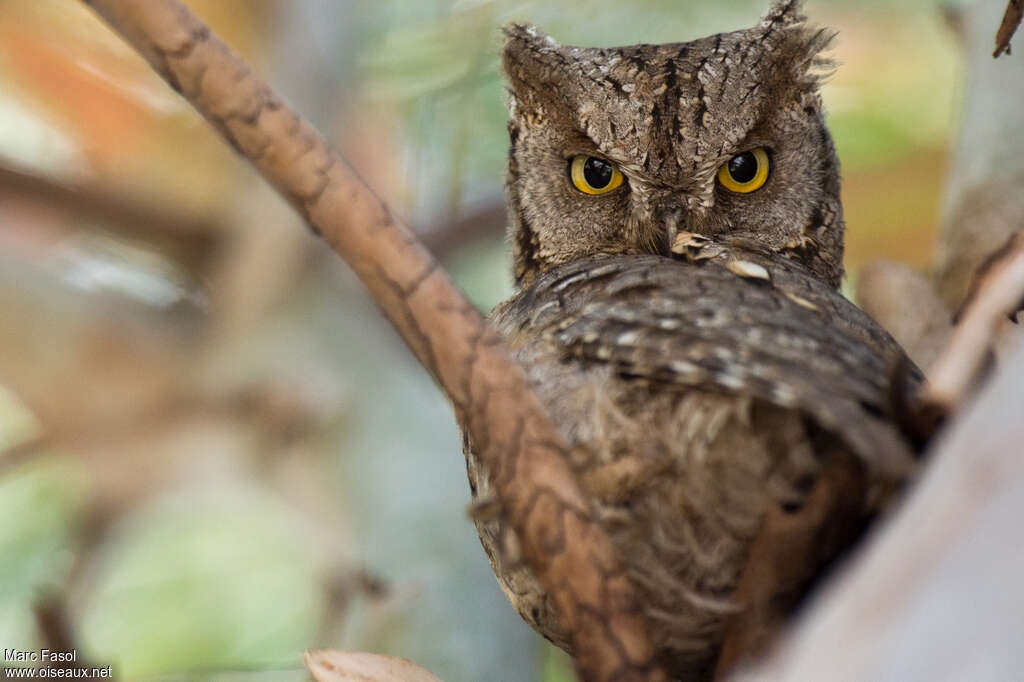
[477,250,920,677]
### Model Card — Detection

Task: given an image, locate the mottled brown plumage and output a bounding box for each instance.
[463,2,920,679]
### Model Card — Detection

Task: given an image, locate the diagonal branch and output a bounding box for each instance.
[994,0,1023,57]
[920,233,1024,415]
[75,1,666,680]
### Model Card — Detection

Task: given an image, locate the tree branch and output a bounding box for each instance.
[920,232,1024,415]
[420,198,506,259]
[75,1,666,679]
[0,162,223,271]
[734,332,1024,682]
[994,0,1023,57]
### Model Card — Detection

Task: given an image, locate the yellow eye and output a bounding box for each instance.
[570,155,625,195]
[717,147,770,193]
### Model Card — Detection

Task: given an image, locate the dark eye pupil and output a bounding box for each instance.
[583,157,613,188]
[728,152,759,184]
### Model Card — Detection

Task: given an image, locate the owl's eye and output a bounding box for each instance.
[569,155,625,195]
[717,148,770,193]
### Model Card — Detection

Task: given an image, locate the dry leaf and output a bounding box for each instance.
[304,650,444,682]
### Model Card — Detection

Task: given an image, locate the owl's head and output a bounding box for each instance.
[502,0,844,288]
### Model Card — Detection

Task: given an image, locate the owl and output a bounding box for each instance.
[463,1,921,680]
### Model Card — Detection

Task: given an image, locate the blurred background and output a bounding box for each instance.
[0,0,963,680]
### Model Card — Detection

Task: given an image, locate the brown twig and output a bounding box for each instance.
[994,0,1023,57]
[919,232,1024,415]
[33,593,113,677]
[0,158,502,264]
[33,596,78,663]
[75,1,666,680]
[0,162,223,271]
[420,199,506,259]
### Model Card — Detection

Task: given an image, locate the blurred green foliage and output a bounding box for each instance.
[0,458,81,649]
[78,486,322,679]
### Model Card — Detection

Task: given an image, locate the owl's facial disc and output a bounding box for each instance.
[502,0,847,289]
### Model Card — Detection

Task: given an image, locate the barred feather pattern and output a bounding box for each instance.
[465,250,919,680]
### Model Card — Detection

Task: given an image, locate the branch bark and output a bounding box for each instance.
[920,233,1024,414]
[74,1,666,680]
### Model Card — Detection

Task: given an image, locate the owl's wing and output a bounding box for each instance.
[493,252,921,671]
[494,252,921,484]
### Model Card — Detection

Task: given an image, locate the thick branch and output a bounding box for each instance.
[735,333,1024,682]
[75,1,665,679]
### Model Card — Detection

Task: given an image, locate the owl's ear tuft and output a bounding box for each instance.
[502,24,563,85]
[785,24,838,92]
[762,0,807,27]
[502,23,559,49]
[800,27,839,89]
[502,24,571,113]
[760,2,837,92]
